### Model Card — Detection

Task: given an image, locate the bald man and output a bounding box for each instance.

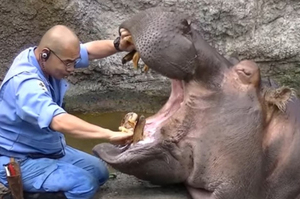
[0,25,134,199]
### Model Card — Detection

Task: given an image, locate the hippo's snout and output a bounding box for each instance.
[119,7,197,81]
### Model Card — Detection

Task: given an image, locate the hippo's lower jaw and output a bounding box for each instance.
[92,79,186,178]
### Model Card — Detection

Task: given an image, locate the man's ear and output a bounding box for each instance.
[264,86,295,112]
[41,48,50,61]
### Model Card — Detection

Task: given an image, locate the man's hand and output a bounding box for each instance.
[107,130,134,145]
[51,113,134,144]
[119,28,135,52]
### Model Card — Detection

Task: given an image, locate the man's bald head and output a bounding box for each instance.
[38,25,80,58]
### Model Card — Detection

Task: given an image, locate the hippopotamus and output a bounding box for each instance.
[93,7,300,199]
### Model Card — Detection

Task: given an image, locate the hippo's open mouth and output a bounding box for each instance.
[117,79,184,148]
[119,33,187,146]
[138,79,184,144]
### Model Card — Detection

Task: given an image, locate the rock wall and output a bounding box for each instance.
[1,0,299,113]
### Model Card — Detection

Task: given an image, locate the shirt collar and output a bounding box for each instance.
[28,47,50,85]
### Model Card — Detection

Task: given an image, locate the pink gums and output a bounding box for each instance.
[139,79,184,144]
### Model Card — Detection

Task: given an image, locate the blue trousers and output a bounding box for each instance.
[0,146,109,199]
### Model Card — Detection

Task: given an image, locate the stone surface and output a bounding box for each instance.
[0,172,191,199]
[0,0,299,113]
[94,171,191,199]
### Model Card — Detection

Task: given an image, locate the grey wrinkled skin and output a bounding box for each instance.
[119,7,232,86]
[119,7,200,81]
[94,7,300,199]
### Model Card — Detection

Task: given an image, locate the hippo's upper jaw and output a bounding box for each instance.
[118,7,198,81]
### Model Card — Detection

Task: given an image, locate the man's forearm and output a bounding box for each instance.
[83,40,117,60]
[50,113,111,140]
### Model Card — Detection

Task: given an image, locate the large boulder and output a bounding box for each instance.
[0,0,299,112]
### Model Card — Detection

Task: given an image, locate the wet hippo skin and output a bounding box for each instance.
[93,7,300,199]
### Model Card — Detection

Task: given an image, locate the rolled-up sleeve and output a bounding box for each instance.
[13,74,66,129]
[75,43,89,68]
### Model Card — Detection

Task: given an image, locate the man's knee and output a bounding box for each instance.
[64,146,109,185]
[64,173,99,199]
[92,157,109,185]
[76,154,109,185]
[42,164,100,199]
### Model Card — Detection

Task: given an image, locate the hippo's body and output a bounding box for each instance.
[93,8,300,199]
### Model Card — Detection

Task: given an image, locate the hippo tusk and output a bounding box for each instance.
[121,35,136,65]
[133,115,146,143]
[119,112,146,144]
[123,35,133,43]
[120,35,145,71]
[128,113,139,124]
[143,65,149,73]
[122,50,141,70]
[131,51,140,69]
[122,51,146,71]
[122,50,137,65]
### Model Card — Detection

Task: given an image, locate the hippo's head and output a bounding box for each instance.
[93,7,295,191]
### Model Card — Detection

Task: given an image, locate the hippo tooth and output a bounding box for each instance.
[124,35,133,43]
[121,50,136,65]
[133,115,146,143]
[143,65,149,72]
[132,51,141,69]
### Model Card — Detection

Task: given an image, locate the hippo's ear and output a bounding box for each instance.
[264,86,296,112]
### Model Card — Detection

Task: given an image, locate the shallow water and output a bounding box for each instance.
[66,112,151,154]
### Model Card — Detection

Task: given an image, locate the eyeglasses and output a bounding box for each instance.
[49,49,81,69]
